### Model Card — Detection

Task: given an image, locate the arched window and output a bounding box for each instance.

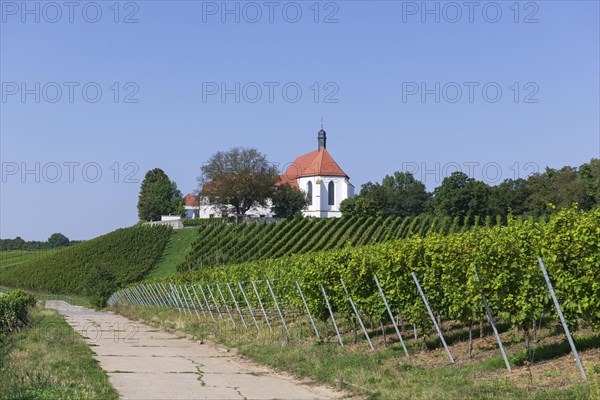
[328,181,335,206]
[307,181,313,205]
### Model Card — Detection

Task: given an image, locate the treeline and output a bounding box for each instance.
[342,159,599,220]
[0,234,83,251]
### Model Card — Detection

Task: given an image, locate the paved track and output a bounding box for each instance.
[46,301,344,400]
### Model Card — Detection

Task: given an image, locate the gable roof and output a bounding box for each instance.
[184,193,198,206]
[280,148,349,186]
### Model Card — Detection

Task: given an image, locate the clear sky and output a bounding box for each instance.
[1,0,599,240]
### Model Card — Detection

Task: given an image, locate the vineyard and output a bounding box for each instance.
[111,208,599,377]
[177,214,508,271]
[0,225,172,295]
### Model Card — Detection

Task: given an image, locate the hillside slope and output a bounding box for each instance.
[177,215,504,272]
[0,225,172,295]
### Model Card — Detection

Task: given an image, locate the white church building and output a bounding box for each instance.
[184,127,354,219]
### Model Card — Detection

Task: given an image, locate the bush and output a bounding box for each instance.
[83,265,117,309]
[0,289,36,341]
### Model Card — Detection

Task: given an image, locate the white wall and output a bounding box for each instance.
[298,175,353,218]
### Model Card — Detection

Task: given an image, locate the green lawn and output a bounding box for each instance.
[147,228,200,279]
[0,306,118,399]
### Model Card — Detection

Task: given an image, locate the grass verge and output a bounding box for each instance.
[113,304,600,400]
[0,306,118,400]
[148,228,200,279]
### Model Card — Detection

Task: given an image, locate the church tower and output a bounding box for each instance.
[318,126,327,150]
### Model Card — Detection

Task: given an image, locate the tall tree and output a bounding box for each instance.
[525,167,588,215]
[48,233,70,248]
[432,172,490,219]
[271,183,309,219]
[199,147,278,223]
[488,178,531,216]
[354,172,430,217]
[137,168,184,222]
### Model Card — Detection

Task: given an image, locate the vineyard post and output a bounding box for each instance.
[206,285,224,320]
[191,284,207,318]
[374,275,409,357]
[133,286,147,306]
[266,279,288,336]
[411,272,455,363]
[168,283,185,313]
[340,278,374,350]
[159,283,175,309]
[251,281,272,332]
[155,283,169,307]
[473,268,511,371]
[142,285,157,306]
[141,284,156,306]
[185,285,200,319]
[161,283,179,311]
[296,281,320,340]
[129,286,141,306]
[226,282,247,329]
[238,281,260,330]
[198,285,215,321]
[320,284,344,347]
[174,284,192,314]
[181,285,194,314]
[128,288,139,306]
[538,257,587,380]
[147,285,162,307]
[216,283,236,327]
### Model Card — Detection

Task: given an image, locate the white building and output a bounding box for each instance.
[184,127,354,219]
[280,128,354,218]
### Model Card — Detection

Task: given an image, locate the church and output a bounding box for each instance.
[184,127,354,219]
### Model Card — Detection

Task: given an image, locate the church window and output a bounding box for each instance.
[328,181,335,206]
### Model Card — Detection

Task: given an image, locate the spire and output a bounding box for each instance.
[318,120,327,151]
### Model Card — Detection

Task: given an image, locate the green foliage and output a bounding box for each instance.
[159,207,600,333]
[0,289,36,341]
[433,172,491,219]
[176,215,499,272]
[199,147,279,220]
[48,232,70,248]
[0,226,172,296]
[346,172,430,217]
[83,265,118,308]
[137,168,184,222]
[271,183,309,218]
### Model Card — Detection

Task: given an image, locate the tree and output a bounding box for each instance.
[137,168,184,222]
[199,147,278,223]
[340,196,378,217]
[353,172,430,217]
[432,172,490,219]
[525,167,587,216]
[271,183,308,219]
[48,233,69,249]
[577,159,600,210]
[488,178,531,217]
[83,264,117,309]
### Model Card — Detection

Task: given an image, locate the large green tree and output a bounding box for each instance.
[432,172,490,219]
[524,166,588,215]
[137,168,184,222]
[199,147,278,223]
[488,178,531,216]
[345,172,430,217]
[48,233,70,249]
[271,183,308,219]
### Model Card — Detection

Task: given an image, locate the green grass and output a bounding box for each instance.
[148,228,201,278]
[0,250,55,270]
[115,305,599,400]
[0,306,118,399]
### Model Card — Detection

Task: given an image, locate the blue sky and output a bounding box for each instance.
[1,0,599,240]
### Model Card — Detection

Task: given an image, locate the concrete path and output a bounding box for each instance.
[46,301,345,400]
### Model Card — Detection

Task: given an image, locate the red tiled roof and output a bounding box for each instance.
[184,194,198,206]
[280,148,348,186]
